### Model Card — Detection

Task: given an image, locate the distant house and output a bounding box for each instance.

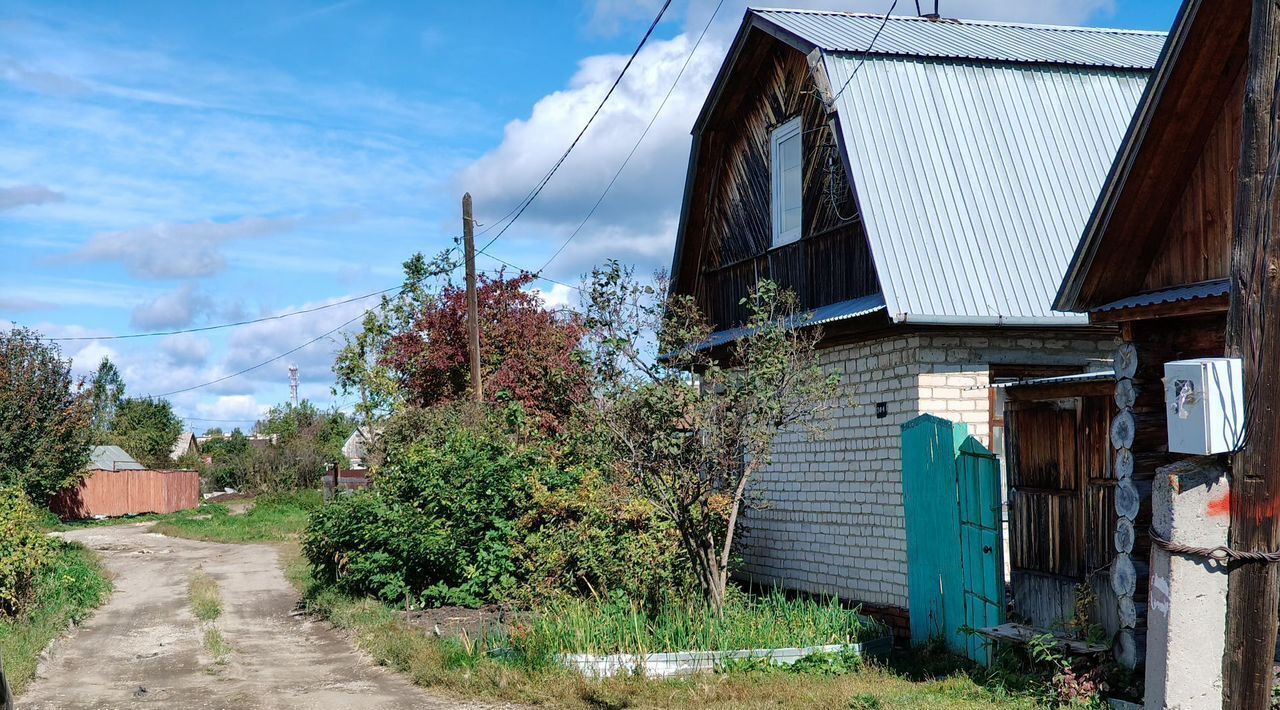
[88,445,145,472]
[342,426,379,470]
[668,8,1163,634]
[170,432,200,462]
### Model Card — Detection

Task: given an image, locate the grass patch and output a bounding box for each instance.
[202,627,232,664]
[0,541,111,696]
[152,491,320,544]
[512,591,883,661]
[284,555,1041,710]
[188,569,222,622]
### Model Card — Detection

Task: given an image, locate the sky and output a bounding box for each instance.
[0,0,1181,432]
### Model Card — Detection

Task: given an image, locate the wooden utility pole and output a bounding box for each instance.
[1224,2,1280,706]
[462,193,483,403]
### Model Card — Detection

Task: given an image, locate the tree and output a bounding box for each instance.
[334,251,453,439]
[202,428,251,490]
[87,356,125,442]
[108,397,182,468]
[251,400,352,490]
[583,263,839,612]
[0,327,93,501]
[384,270,589,433]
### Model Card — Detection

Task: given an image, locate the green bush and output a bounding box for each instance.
[0,487,56,616]
[303,404,689,609]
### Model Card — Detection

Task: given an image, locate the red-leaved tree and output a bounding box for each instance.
[383,272,588,433]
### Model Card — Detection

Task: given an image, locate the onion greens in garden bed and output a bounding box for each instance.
[501,589,886,663]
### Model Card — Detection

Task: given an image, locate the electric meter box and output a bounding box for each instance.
[1163,358,1244,455]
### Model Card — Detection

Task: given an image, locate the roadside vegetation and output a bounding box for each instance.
[0,490,110,695]
[187,569,232,666]
[153,492,319,544]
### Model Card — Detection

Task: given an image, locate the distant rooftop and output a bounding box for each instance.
[751,8,1166,69]
[88,445,144,471]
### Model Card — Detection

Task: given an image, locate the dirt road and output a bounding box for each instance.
[21,524,511,710]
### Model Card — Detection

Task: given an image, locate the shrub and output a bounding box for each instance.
[0,487,56,616]
[303,404,690,609]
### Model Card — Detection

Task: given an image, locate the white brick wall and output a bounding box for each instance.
[738,329,1116,610]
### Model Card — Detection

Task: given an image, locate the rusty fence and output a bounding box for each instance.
[51,469,201,520]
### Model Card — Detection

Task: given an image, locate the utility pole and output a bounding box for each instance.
[463,193,483,403]
[1224,2,1280,707]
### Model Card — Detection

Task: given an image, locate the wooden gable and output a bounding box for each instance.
[671,28,880,332]
[1057,0,1250,313]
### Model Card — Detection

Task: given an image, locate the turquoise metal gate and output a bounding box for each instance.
[901,414,1005,664]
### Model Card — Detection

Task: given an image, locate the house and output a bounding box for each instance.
[170,432,200,462]
[88,445,145,472]
[342,426,379,470]
[1049,0,1250,666]
[668,8,1164,634]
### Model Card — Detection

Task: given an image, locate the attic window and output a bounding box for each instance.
[770,116,803,247]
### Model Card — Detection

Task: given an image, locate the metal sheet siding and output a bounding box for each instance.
[755,9,1166,69]
[1092,278,1229,313]
[823,54,1148,323]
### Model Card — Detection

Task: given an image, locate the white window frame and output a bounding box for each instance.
[770,116,803,247]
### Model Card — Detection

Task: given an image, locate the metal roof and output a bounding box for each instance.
[753,9,1166,69]
[822,52,1152,325]
[985,370,1116,390]
[88,445,144,471]
[1092,278,1229,313]
[697,292,886,350]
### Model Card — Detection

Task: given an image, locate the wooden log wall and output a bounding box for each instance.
[1111,314,1227,667]
[689,37,879,330]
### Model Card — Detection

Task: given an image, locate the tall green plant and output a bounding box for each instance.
[0,327,92,501]
[584,263,839,613]
[87,356,125,442]
[107,397,181,468]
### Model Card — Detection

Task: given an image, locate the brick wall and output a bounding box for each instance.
[737,329,1117,617]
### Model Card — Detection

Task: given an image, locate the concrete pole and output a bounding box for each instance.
[1144,457,1230,710]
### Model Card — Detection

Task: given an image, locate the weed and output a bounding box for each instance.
[202,627,232,664]
[0,542,110,695]
[188,570,222,622]
[153,492,319,544]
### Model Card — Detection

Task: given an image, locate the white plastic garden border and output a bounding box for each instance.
[557,634,893,679]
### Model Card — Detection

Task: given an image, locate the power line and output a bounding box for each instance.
[538,0,726,274]
[145,307,373,399]
[828,0,899,105]
[476,0,673,255]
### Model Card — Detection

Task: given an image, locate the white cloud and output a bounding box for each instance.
[0,184,64,210]
[159,333,212,367]
[131,283,211,329]
[71,216,300,279]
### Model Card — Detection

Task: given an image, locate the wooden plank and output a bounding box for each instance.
[977,622,1109,655]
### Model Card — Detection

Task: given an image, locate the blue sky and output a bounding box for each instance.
[1,0,1181,429]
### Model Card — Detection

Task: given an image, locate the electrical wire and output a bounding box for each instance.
[143,307,374,399]
[537,0,727,274]
[476,0,673,255]
[827,0,899,105]
[43,246,461,342]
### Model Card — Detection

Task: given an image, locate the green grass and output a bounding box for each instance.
[152,491,320,543]
[511,591,884,661]
[0,541,111,696]
[188,569,222,622]
[277,548,1041,710]
[202,627,232,665]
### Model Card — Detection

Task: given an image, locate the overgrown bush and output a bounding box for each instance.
[0,487,56,616]
[303,404,689,609]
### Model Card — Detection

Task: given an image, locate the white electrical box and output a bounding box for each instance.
[1163,358,1245,455]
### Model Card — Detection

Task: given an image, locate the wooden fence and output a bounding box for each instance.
[51,469,201,520]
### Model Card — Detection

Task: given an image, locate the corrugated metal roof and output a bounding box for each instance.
[753,9,1166,69]
[88,445,144,471]
[821,52,1151,324]
[985,370,1116,390]
[1092,278,1229,313]
[697,292,886,350]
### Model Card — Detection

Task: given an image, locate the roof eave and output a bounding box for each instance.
[1053,0,1197,313]
[893,313,1094,327]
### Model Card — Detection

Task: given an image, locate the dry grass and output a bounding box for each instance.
[187,569,222,622]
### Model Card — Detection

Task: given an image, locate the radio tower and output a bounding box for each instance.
[288,364,299,406]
